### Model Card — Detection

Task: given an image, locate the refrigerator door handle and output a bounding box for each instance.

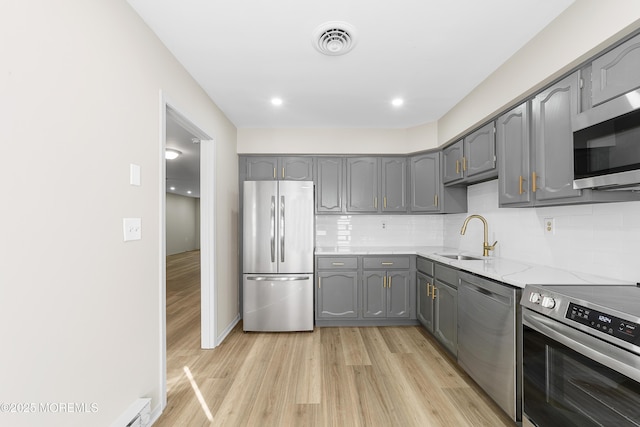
[280,195,285,263]
[270,195,276,263]
[246,276,310,281]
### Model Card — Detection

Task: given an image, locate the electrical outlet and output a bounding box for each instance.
[381,221,386,229]
[123,218,142,241]
[544,217,554,235]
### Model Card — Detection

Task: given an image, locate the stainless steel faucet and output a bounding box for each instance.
[460,214,498,257]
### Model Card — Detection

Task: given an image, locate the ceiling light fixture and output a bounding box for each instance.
[165,148,181,160]
[271,97,283,106]
[392,98,404,107]
[312,21,357,56]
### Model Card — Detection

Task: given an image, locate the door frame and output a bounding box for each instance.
[159,91,217,410]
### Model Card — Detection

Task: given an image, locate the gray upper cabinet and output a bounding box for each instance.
[346,157,378,212]
[531,72,583,203]
[315,157,343,213]
[244,156,312,180]
[244,157,279,180]
[381,157,408,212]
[591,32,640,107]
[464,122,497,180]
[442,140,463,184]
[497,102,532,206]
[410,153,440,212]
[443,122,497,186]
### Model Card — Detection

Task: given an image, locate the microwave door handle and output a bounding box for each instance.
[280,195,285,263]
[270,196,276,263]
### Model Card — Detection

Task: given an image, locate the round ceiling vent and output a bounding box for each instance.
[312,21,357,56]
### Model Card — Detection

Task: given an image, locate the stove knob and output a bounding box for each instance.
[541,296,556,309]
[528,292,542,304]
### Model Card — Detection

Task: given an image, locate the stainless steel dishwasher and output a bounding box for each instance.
[457,271,522,422]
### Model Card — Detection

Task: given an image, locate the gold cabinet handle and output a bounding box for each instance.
[319,277,321,289]
[381,262,394,266]
[519,175,524,195]
[462,157,467,172]
[432,286,437,300]
[426,282,431,297]
[388,276,392,288]
[383,276,387,288]
[532,171,538,193]
[331,262,344,266]
[374,197,378,209]
[434,194,438,207]
[456,160,460,174]
[273,167,276,179]
[383,196,387,209]
[282,167,285,179]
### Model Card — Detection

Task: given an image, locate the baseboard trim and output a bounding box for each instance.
[214,314,241,347]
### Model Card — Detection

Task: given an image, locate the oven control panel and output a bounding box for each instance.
[567,302,640,345]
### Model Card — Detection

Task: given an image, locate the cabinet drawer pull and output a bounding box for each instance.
[331,262,345,266]
[381,262,394,266]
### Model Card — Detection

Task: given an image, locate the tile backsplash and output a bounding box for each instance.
[316,179,640,283]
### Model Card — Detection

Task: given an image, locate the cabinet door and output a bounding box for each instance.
[346,157,378,212]
[315,157,343,213]
[497,102,533,206]
[409,153,441,212]
[245,157,278,180]
[442,141,463,184]
[279,157,313,180]
[362,271,386,318]
[416,272,434,331]
[316,272,358,319]
[532,72,582,202]
[434,280,458,356]
[591,33,640,106]
[381,158,407,212]
[464,121,496,179]
[387,270,411,318]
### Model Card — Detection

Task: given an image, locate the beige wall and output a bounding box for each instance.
[0,1,237,426]
[438,0,640,145]
[166,193,199,255]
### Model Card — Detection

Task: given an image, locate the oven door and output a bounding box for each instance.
[523,309,640,427]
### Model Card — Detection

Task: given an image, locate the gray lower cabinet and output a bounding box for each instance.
[315,255,416,326]
[432,263,458,356]
[315,157,344,213]
[591,32,640,107]
[416,257,435,330]
[243,156,313,180]
[362,270,411,318]
[316,256,358,319]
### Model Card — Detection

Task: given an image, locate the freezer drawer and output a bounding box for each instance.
[243,274,313,332]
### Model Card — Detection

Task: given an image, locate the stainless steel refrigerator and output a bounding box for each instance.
[242,180,314,332]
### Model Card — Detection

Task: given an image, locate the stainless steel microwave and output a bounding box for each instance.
[573,88,640,191]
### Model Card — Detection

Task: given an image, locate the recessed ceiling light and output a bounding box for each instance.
[187,191,192,194]
[170,186,176,191]
[392,98,404,107]
[165,148,181,160]
[271,98,283,106]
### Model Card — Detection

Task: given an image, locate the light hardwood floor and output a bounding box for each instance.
[157,250,514,426]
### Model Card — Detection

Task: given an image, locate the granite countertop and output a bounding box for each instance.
[314,246,633,289]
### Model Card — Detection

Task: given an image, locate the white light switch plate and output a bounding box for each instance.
[123,218,142,241]
[130,164,141,186]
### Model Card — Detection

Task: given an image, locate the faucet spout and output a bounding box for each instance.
[460,214,497,257]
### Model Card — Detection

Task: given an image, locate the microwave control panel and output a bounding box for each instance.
[566,303,640,346]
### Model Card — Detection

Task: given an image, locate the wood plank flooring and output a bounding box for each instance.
[157,250,514,426]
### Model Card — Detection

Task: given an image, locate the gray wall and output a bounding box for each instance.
[166,193,200,255]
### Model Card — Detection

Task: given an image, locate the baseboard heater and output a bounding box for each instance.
[110,398,151,427]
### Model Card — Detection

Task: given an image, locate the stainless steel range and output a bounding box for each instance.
[521,284,640,427]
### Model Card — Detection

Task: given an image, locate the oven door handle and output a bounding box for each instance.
[523,309,640,383]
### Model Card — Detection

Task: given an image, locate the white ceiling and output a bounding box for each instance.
[166,114,200,198]
[129,0,574,129]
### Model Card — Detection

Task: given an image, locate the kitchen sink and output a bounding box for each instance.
[436,253,485,261]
